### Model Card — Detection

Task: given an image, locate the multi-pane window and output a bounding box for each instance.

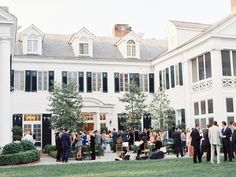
[194,102,199,115]
[175,64,180,85]
[79,43,89,55]
[38,71,48,91]
[208,99,214,114]
[27,34,38,53]
[201,100,206,114]
[192,52,212,82]
[226,98,234,112]
[221,50,236,76]
[68,72,78,83]
[92,72,102,92]
[27,40,38,53]
[14,71,24,91]
[127,40,136,57]
[120,73,129,92]
[139,74,148,92]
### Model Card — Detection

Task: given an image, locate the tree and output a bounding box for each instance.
[119,82,147,130]
[149,89,175,131]
[48,81,85,132]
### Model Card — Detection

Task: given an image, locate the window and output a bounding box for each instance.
[120,74,129,92]
[227,117,234,125]
[208,117,214,125]
[194,102,199,115]
[201,100,206,114]
[175,64,180,85]
[195,119,200,126]
[68,72,78,83]
[233,51,236,76]
[159,71,162,89]
[14,71,24,91]
[92,72,102,92]
[192,52,212,82]
[200,118,206,128]
[192,58,198,82]
[165,68,170,89]
[208,99,214,114]
[198,55,204,80]
[38,71,48,91]
[140,74,148,92]
[127,40,136,57]
[221,50,231,76]
[205,52,212,78]
[226,98,234,112]
[79,43,89,55]
[27,34,38,53]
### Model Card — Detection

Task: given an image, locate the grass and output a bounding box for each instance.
[0,158,236,177]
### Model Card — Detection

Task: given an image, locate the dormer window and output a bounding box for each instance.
[27,34,38,53]
[79,43,89,55]
[127,40,136,57]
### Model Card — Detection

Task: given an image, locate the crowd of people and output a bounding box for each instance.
[54,120,236,163]
[172,120,236,164]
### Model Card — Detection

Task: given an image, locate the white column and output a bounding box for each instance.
[183,60,193,128]
[95,113,100,131]
[0,37,12,147]
[211,49,224,123]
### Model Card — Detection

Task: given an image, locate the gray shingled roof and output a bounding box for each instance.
[170,20,211,31]
[15,33,167,60]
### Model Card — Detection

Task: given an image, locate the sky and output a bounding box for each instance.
[0,0,232,39]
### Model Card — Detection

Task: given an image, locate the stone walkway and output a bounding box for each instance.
[35,152,187,166]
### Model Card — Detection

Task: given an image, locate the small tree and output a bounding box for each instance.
[149,89,175,131]
[48,81,85,132]
[12,126,23,141]
[119,82,147,130]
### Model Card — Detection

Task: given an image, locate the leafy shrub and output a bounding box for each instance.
[0,150,40,166]
[12,126,23,141]
[20,140,36,151]
[1,142,23,155]
[48,151,57,158]
[43,145,56,154]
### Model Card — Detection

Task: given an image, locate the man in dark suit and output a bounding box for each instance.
[221,121,232,161]
[190,124,202,163]
[203,124,211,161]
[172,128,184,158]
[112,128,118,152]
[61,129,71,162]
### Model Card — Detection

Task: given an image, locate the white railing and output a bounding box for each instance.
[222,77,236,88]
[192,79,212,93]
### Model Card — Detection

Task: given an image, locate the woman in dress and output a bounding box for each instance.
[75,132,82,160]
[55,132,62,162]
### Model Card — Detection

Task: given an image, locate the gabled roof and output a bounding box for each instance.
[15,33,167,60]
[170,20,211,31]
[69,27,95,43]
[21,24,44,36]
[157,13,236,59]
[115,31,142,46]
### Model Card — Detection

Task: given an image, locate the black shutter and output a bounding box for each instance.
[170,65,175,88]
[102,72,108,93]
[25,70,31,92]
[114,73,120,92]
[159,70,162,90]
[79,72,84,92]
[143,113,151,129]
[12,114,23,127]
[42,114,52,148]
[179,62,183,86]
[31,71,37,92]
[87,72,92,92]
[181,109,185,124]
[149,73,154,93]
[10,70,14,91]
[165,68,170,89]
[48,71,54,92]
[129,73,134,84]
[62,71,67,85]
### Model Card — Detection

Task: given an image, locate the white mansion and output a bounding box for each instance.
[1,1,236,148]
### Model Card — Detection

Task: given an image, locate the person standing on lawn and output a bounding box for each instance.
[55,132,62,162]
[90,130,96,160]
[221,121,232,162]
[208,121,221,164]
[190,124,202,163]
[172,128,184,158]
[203,124,211,162]
[61,129,71,163]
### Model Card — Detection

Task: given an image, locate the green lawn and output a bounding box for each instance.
[0,158,236,177]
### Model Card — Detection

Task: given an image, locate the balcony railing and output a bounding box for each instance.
[192,78,212,93]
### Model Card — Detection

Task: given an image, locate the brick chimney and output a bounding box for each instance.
[231,0,236,13]
[112,24,132,37]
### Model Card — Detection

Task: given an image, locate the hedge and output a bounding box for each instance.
[1,142,23,155]
[0,150,40,166]
[43,145,56,154]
